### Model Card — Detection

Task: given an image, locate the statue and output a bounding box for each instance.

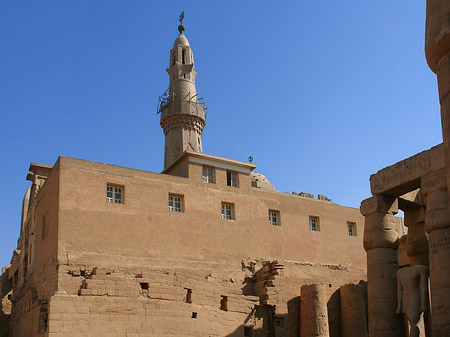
[396,265,429,337]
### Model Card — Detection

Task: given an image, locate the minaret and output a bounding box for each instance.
[158,14,207,170]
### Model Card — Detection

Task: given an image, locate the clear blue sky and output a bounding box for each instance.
[0,1,442,269]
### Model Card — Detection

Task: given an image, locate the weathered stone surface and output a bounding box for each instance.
[370,150,431,196]
[396,265,429,337]
[340,281,368,337]
[366,247,405,337]
[300,284,329,337]
[360,195,398,217]
[421,169,447,196]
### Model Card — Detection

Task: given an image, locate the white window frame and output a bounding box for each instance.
[221,203,234,220]
[309,217,319,231]
[169,195,183,212]
[347,222,356,236]
[227,171,238,187]
[107,185,123,204]
[202,166,214,184]
[269,210,279,226]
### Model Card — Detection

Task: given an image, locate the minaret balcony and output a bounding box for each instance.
[158,90,206,121]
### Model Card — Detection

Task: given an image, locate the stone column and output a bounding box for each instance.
[340,281,368,337]
[404,206,432,337]
[425,0,450,208]
[405,207,428,267]
[300,284,329,337]
[422,169,450,337]
[360,195,405,337]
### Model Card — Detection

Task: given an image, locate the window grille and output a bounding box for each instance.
[107,185,122,204]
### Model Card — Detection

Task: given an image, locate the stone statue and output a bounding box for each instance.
[396,265,429,337]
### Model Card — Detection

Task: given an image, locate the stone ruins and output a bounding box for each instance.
[1,1,450,336]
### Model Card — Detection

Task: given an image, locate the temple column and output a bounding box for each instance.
[340,282,368,337]
[422,169,450,337]
[300,284,329,337]
[404,206,431,337]
[425,0,450,208]
[405,206,429,267]
[360,195,405,337]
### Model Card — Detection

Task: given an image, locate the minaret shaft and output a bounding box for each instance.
[159,29,206,170]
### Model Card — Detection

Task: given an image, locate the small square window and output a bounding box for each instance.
[221,203,234,220]
[202,166,214,184]
[347,222,356,236]
[169,194,183,212]
[107,185,123,204]
[226,171,238,187]
[269,210,280,226]
[309,216,319,231]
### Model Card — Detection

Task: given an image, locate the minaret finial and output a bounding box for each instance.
[178,11,185,34]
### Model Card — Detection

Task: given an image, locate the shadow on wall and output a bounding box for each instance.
[226,313,290,337]
[327,287,341,337]
[288,296,300,335]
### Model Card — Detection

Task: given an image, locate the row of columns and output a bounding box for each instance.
[361,169,450,337]
[299,282,368,337]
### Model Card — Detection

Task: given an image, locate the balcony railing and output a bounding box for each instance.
[157,88,206,116]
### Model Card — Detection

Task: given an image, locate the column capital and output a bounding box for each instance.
[360,195,398,216]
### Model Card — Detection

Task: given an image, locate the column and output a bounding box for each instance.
[340,281,368,337]
[425,0,450,208]
[360,195,405,337]
[405,207,428,267]
[404,206,431,336]
[422,169,450,337]
[300,284,329,337]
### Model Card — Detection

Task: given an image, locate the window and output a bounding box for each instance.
[202,166,214,183]
[347,222,356,236]
[42,213,49,239]
[168,194,183,212]
[221,203,234,220]
[185,288,192,304]
[269,210,280,226]
[220,295,228,311]
[107,185,123,204]
[227,171,238,187]
[309,216,319,231]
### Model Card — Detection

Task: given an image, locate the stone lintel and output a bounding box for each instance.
[369,144,444,197]
[398,189,424,211]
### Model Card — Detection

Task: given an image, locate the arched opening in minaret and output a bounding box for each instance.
[182,49,186,64]
[171,51,175,67]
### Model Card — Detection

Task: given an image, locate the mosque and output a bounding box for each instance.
[3,1,450,335]
[0,16,367,337]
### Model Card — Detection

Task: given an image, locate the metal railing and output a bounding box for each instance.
[157,88,207,115]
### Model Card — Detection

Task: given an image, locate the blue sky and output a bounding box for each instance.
[0,1,442,269]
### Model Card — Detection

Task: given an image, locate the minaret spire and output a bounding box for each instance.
[158,14,207,170]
